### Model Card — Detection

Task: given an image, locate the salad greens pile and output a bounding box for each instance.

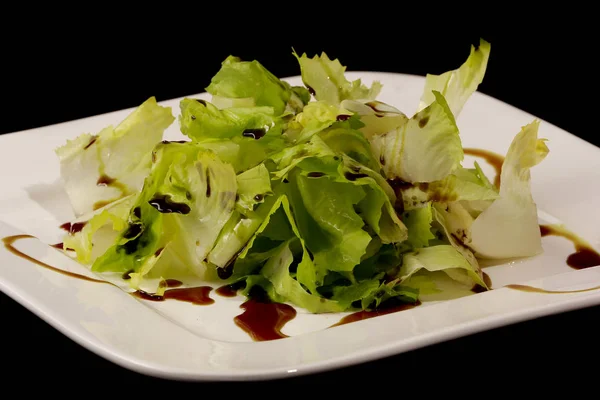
[55,39,549,313]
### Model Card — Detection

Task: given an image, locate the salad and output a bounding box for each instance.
[55,39,549,313]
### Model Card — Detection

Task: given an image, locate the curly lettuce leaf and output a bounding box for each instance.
[194,136,283,174]
[340,160,406,244]
[318,126,380,172]
[432,202,481,276]
[207,193,281,271]
[399,245,487,290]
[63,195,136,265]
[91,142,237,292]
[403,203,436,248]
[284,100,351,143]
[340,279,419,311]
[293,51,382,105]
[391,166,500,211]
[235,163,273,213]
[418,39,491,118]
[402,270,479,301]
[205,55,291,115]
[260,239,345,313]
[269,135,337,180]
[220,193,344,313]
[271,136,406,245]
[370,91,463,183]
[468,120,549,259]
[293,171,372,272]
[179,98,284,141]
[55,97,174,216]
[226,191,412,313]
[341,99,409,140]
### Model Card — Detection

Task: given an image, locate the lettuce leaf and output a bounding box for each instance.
[370,91,463,182]
[55,97,174,216]
[63,195,136,265]
[235,163,273,213]
[207,193,281,271]
[205,55,291,115]
[270,134,406,245]
[260,239,344,313]
[468,120,549,259]
[91,142,237,291]
[418,39,491,118]
[193,136,283,174]
[391,166,500,211]
[432,202,481,278]
[319,126,380,172]
[399,245,487,289]
[269,135,337,180]
[340,99,409,140]
[221,193,344,313]
[283,100,350,143]
[293,171,372,272]
[293,51,382,105]
[403,203,436,248]
[179,98,284,141]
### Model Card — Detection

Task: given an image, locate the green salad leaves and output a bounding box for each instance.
[55,39,549,313]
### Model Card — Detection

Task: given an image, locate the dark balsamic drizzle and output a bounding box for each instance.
[132,286,214,305]
[242,128,267,140]
[148,194,191,214]
[161,140,188,144]
[233,287,296,341]
[206,171,211,197]
[122,223,142,239]
[216,280,247,297]
[471,272,493,293]
[84,136,98,150]
[93,174,128,211]
[330,299,421,328]
[2,235,110,284]
[540,225,600,270]
[217,264,234,280]
[344,172,368,181]
[60,221,87,235]
[463,148,504,188]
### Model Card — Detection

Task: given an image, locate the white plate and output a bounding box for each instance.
[1,72,600,381]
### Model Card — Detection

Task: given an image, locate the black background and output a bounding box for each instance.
[1,17,599,393]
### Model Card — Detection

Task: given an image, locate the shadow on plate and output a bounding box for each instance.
[24,179,74,224]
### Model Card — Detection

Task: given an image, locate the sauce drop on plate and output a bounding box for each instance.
[471,271,493,293]
[133,286,214,305]
[540,224,600,270]
[234,299,297,341]
[233,287,296,341]
[215,280,246,297]
[330,299,421,328]
[2,235,109,284]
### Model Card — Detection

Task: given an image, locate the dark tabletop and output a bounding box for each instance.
[2,23,599,392]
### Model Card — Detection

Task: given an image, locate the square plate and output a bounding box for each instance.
[1,72,600,381]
